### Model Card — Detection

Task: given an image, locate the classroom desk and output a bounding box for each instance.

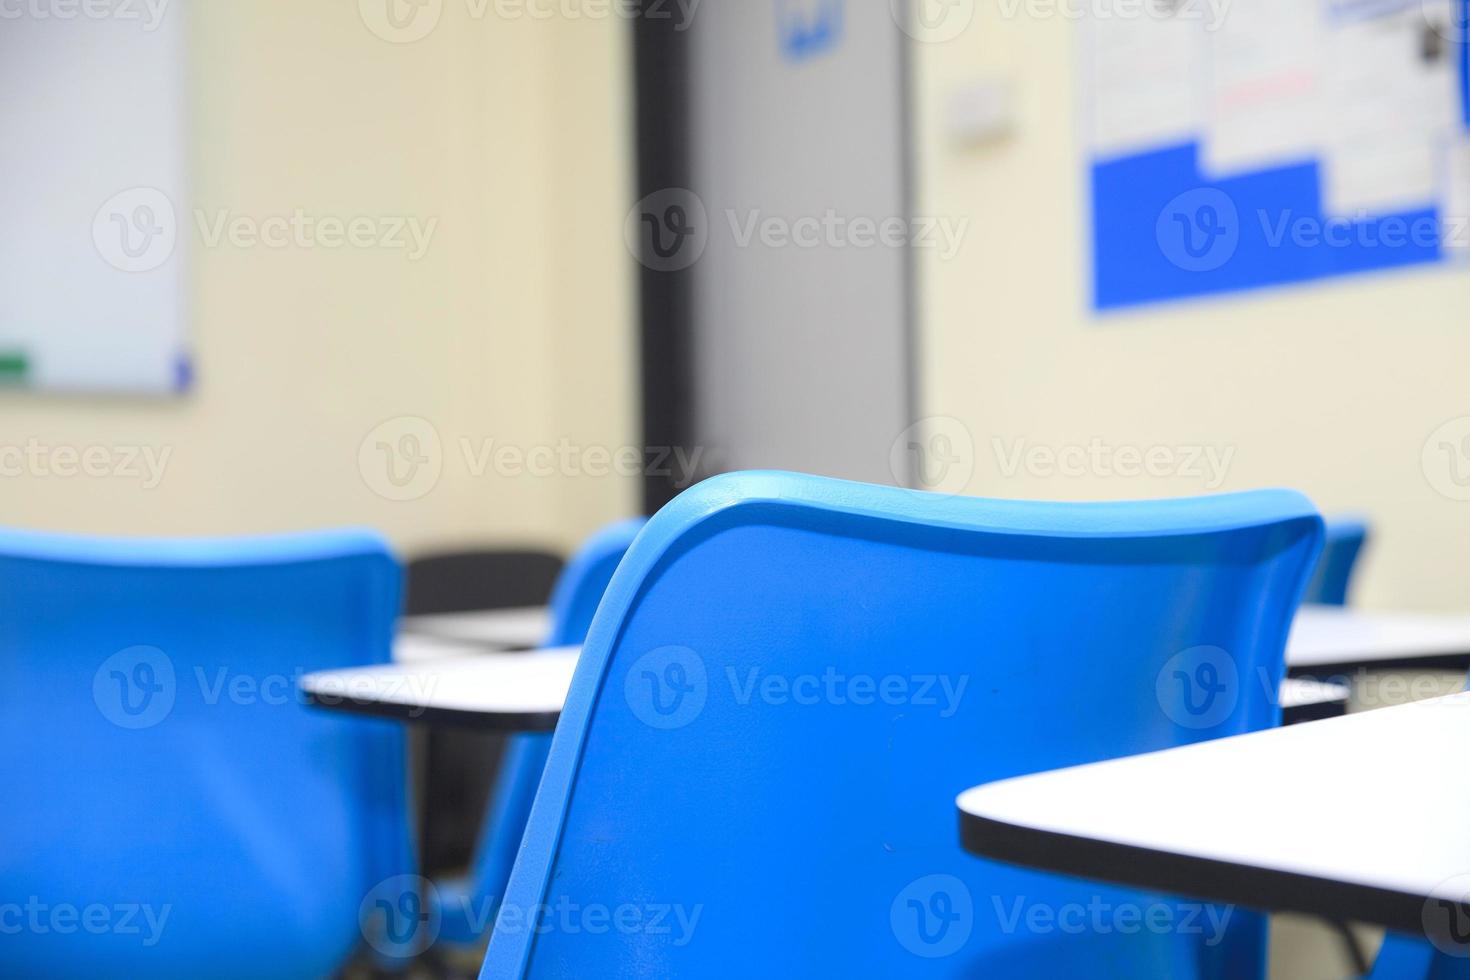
[309,654,1344,730]
[304,648,578,731]
[393,635,494,666]
[1288,606,1470,673]
[1277,677,1349,721]
[399,606,551,650]
[393,606,1470,670]
[348,604,1470,730]
[957,692,1470,939]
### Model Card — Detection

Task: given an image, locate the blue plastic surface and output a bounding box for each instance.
[1370,933,1443,978]
[0,528,412,979]
[480,472,1324,978]
[1303,518,1370,606]
[1369,931,1470,978]
[435,519,646,946]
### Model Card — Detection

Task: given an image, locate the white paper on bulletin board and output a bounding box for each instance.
[1446,136,1470,255]
[1320,0,1463,216]
[1197,0,1465,207]
[0,4,189,393]
[1083,0,1207,160]
[1198,0,1326,177]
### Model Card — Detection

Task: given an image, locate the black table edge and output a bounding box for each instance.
[303,689,560,733]
[1282,697,1347,725]
[958,807,1454,939]
[1288,654,1470,677]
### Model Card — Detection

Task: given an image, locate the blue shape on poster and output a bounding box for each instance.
[1093,143,1444,310]
[173,351,194,393]
[778,0,843,62]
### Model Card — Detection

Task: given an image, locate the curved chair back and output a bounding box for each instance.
[439,519,647,944]
[545,519,649,649]
[482,473,1323,978]
[1303,518,1369,606]
[0,530,409,979]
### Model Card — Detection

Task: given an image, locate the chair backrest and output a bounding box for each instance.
[544,519,650,648]
[405,549,564,615]
[0,529,410,979]
[1302,518,1369,606]
[481,472,1323,978]
[456,519,648,935]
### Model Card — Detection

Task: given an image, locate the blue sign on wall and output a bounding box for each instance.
[777,0,844,62]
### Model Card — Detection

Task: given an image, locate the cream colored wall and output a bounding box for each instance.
[0,1,637,558]
[913,15,1470,611]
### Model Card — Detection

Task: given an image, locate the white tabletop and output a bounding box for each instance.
[303,647,578,731]
[393,634,495,666]
[398,606,551,650]
[958,691,1470,935]
[1288,606,1470,670]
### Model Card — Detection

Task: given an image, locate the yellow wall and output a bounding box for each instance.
[914,15,1470,611]
[0,1,638,557]
[15,2,1465,611]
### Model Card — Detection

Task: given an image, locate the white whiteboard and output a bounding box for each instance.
[0,2,189,393]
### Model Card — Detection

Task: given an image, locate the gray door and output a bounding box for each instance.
[685,0,913,485]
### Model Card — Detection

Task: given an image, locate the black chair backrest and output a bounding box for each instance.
[404,549,564,615]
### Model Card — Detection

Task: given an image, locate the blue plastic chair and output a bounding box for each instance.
[1302,518,1369,606]
[434,518,647,946]
[0,529,412,979]
[479,472,1323,978]
[1369,935,1455,978]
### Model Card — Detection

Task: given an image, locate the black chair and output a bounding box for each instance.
[403,548,564,876]
[404,549,564,617]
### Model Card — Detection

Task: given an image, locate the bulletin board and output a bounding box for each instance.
[1084,0,1470,311]
[0,6,190,392]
